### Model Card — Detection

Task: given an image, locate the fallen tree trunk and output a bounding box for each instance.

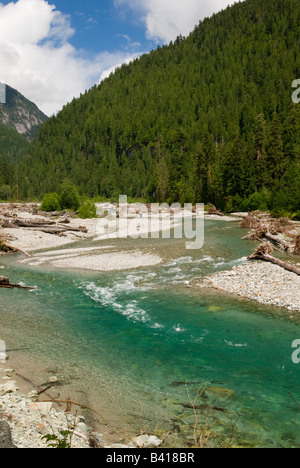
[264,232,290,251]
[248,242,300,276]
[0,276,36,290]
[14,219,56,227]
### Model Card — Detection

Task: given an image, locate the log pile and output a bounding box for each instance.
[1,218,88,236]
[241,213,299,254]
[0,203,82,238]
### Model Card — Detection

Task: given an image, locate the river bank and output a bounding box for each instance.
[0,363,163,449]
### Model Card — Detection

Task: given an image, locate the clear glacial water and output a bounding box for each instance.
[1,220,300,447]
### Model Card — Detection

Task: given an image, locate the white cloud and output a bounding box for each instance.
[0,0,136,115]
[115,0,237,43]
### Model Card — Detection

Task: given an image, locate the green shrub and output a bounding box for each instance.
[42,431,72,449]
[225,195,245,213]
[59,182,80,211]
[270,189,290,217]
[40,192,61,212]
[244,192,268,212]
[0,185,12,201]
[78,200,97,219]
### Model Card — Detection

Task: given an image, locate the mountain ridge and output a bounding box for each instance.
[0,84,47,142]
[16,0,300,215]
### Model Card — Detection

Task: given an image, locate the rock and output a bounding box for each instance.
[29,402,52,415]
[28,390,39,400]
[104,444,132,449]
[130,435,162,448]
[48,376,58,383]
[0,353,8,362]
[76,422,91,435]
[0,381,18,396]
[0,420,17,449]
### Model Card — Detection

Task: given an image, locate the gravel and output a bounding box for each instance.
[200,261,300,312]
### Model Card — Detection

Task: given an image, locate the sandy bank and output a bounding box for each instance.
[43,250,161,271]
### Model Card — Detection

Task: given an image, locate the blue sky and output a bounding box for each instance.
[0,0,235,115]
[52,0,157,54]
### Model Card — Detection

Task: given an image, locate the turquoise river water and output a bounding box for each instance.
[1,220,300,447]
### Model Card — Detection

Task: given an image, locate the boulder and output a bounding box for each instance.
[130,435,162,448]
[0,420,16,449]
[0,381,18,396]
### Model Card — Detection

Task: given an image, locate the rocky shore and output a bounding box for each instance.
[200,261,300,312]
[0,374,163,449]
[0,378,101,448]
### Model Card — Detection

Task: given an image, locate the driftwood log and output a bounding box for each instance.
[7,219,88,236]
[0,276,36,290]
[13,219,56,227]
[248,242,300,276]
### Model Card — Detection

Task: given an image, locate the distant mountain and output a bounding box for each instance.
[0,84,47,142]
[0,85,47,198]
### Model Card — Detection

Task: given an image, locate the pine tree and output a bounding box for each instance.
[266,114,285,185]
[224,132,245,197]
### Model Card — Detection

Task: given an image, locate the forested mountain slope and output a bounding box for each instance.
[20,0,300,215]
[0,85,47,199]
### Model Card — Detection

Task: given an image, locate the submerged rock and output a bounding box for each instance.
[205,387,235,399]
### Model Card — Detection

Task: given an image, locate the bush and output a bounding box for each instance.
[78,200,97,219]
[0,185,12,201]
[59,182,80,211]
[270,189,290,217]
[225,195,245,213]
[40,193,61,212]
[244,192,268,212]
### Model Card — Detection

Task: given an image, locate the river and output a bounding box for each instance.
[1,220,300,447]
